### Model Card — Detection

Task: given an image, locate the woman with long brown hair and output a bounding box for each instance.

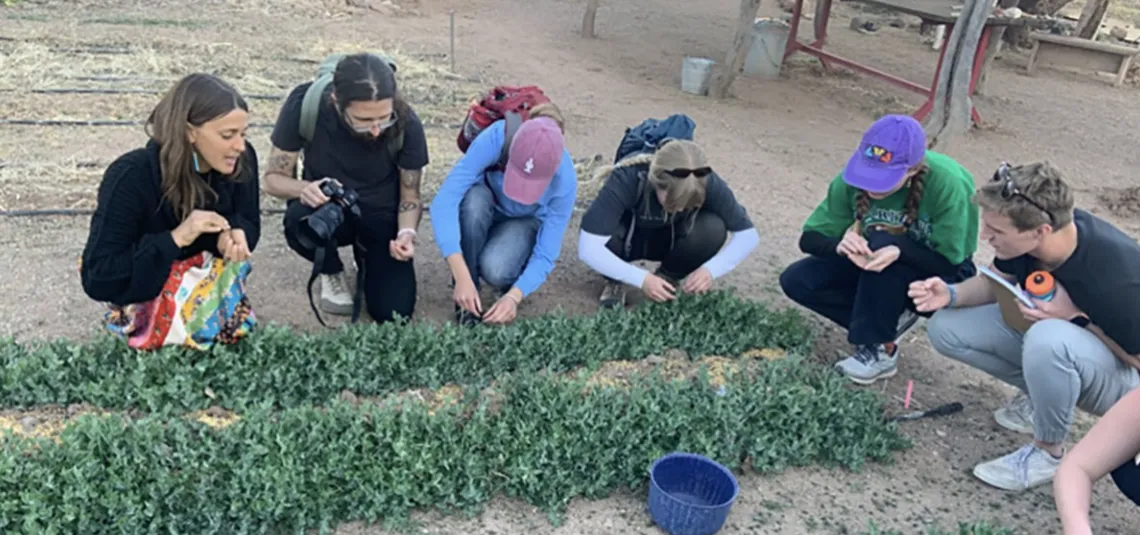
[778,114,977,385]
[80,73,260,349]
[577,138,759,308]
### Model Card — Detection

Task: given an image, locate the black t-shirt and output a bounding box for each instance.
[580,163,754,237]
[80,140,261,306]
[994,209,1140,354]
[270,82,430,218]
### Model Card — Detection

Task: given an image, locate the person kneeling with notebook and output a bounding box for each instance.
[909,161,1140,492]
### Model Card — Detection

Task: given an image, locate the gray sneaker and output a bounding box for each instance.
[896,309,919,340]
[973,443,1061,491]
[835,344,898,385]
[599,281,627,309]
[994,391,1035,435]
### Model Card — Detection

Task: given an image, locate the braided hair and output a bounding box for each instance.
[853,164,928,236]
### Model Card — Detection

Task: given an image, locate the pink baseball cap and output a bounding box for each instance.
[503,117,564,205]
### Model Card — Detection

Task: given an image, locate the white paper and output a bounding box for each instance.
[978,265,1037,309]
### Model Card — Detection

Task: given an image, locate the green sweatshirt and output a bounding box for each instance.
[802,150,979,265]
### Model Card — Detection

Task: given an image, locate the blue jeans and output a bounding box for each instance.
[459,182,539,291]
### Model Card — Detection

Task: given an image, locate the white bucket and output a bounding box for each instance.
[680,56,716,96]
[742,18,791,79]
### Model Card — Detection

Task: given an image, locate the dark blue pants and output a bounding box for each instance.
[779,254,937,346]
[1111,459,1140,507]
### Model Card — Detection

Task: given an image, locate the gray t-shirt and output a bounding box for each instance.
[994,208,1140,354]
[580,163,753,237]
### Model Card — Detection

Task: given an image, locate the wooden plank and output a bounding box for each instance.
[708,0,763,99]
[1031,31,1139,55]
[1028,36,1136,86]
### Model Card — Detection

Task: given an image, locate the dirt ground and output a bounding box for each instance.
[3,0,1140,532]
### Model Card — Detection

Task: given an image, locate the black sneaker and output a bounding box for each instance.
[454,305,481,327]
[599,281,627,309]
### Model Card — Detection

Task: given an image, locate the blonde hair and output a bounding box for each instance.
[974,161,1073,231]
[592,139,709,216]
[527,102,565,132]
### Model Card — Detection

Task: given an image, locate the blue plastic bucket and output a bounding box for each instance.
[648,452,739,535]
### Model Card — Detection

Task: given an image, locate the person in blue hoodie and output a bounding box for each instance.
[429,103,577,326]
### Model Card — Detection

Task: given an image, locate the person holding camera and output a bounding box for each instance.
[80,73,259,349]
[263,53,430,325]
[429,103,577,326]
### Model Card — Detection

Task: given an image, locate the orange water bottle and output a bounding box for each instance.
[1025,271,1055,301]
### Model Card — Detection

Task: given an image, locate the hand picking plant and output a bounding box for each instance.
[0,291,814,415]
[0,356,908,534]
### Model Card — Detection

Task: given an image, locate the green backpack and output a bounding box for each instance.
[297,52,405,159]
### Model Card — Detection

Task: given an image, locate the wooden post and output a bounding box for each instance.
[582,0,601,38]
[1075,0,1110,39]
[708,0,764,98]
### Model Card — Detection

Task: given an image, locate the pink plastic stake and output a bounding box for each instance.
[904,380,914,410]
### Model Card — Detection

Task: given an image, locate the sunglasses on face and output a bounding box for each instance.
[660,167,712,179]
[992,162,1056,227]
[343,109,398,133]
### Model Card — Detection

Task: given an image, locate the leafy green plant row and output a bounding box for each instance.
[0,291,814,414]
[0,357,906,535]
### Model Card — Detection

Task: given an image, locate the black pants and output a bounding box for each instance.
[1112,458,1140,508]
[283,200,416,324]
[605,210,727,280]
[779,254,971,346]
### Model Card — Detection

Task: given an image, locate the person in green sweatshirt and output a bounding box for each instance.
[778,114,979,385]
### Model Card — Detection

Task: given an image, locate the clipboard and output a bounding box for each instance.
[978,265,1035,333]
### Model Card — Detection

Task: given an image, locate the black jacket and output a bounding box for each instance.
[80,140,260,306]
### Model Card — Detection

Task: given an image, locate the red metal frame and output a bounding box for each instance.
[783,0,990,126]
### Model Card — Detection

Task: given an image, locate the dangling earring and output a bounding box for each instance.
[192,152,202,173]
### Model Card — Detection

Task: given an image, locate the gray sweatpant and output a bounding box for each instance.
[927,304,1140,444]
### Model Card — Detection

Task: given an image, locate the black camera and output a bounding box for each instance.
[297,180,362,250]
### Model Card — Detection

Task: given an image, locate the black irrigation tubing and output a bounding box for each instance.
[2,88,286,100]
[0,208,290,217]
[0,119,463,129]
[0,119,280,128]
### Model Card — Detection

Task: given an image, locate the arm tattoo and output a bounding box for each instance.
[267,149,297,177]
[399,168,422,189]
[399,201,420,213]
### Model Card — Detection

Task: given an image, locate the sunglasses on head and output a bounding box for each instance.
[992,162,1056,227]
[660,167,712,179]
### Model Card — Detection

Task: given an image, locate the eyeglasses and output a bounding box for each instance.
[343,109,398,133]
[661,167,712,179]
[992,162,1055,227]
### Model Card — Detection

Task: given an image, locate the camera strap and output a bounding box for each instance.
[307,237,335,328]
[307,237,368,328]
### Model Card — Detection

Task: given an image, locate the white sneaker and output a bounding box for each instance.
[319,272,354,315]
[994,391,1035,435]
[972,443,1061,491]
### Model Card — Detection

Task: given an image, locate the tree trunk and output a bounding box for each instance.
[1075,0,1110,38]
[708,0,764,99]
[582,0,601,38]
[974,26,1006,96]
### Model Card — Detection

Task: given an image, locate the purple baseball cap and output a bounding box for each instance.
[843,115,927,194]
[503,117,564,205]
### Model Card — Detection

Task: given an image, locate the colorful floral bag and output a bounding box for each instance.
[102,251,257,350]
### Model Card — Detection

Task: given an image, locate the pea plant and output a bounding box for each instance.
[0,358,910,534]
[0,291,814,415]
